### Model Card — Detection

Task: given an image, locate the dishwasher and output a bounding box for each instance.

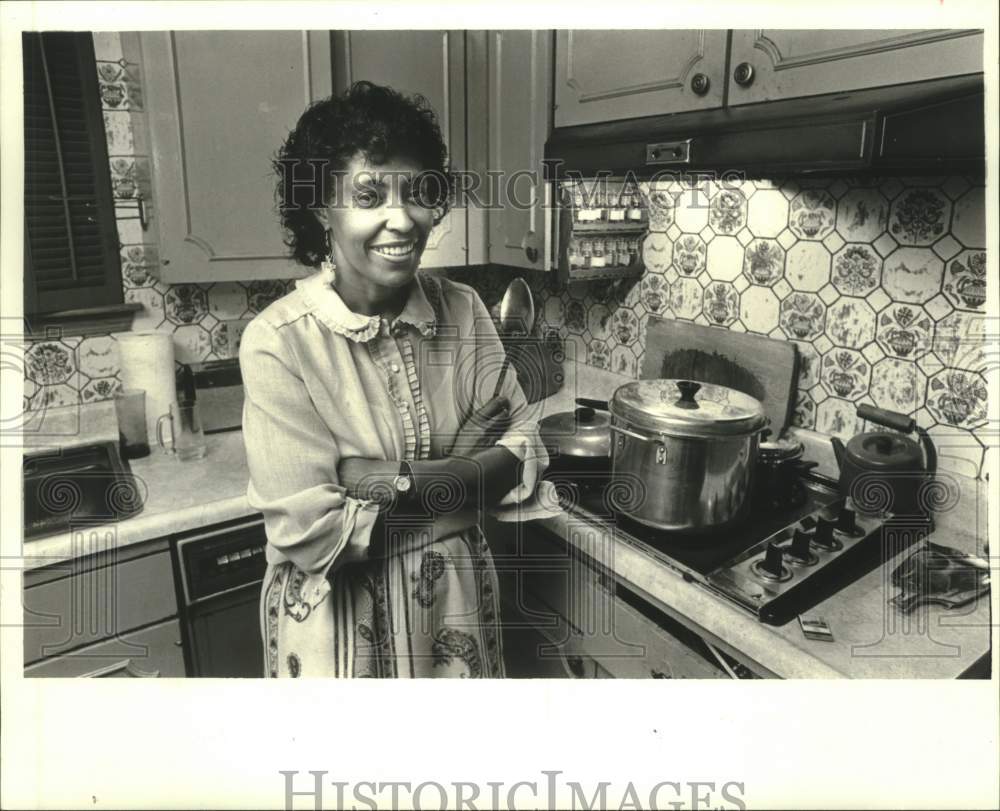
[173,517,267,677]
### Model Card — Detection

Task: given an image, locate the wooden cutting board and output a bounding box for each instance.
[641,317,799,437]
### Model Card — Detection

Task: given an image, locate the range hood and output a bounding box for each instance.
[545,74,984,178]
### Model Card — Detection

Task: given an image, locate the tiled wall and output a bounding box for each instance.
[451,174,990,477]
[22,33,294,415]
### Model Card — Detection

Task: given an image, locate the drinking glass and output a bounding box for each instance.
[114,389,151,459]
[156,402,207,461]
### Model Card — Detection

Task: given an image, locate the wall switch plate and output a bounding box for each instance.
[222,319,251,357]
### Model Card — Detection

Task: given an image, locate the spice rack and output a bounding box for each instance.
[557,179,648,284]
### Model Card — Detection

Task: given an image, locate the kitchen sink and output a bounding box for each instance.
[23,441,145,541]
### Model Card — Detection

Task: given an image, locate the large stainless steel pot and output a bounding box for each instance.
[608,379,767,532]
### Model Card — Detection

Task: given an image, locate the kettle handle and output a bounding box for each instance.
[856,404,914,433]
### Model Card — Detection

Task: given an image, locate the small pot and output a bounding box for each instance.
[608,379,767,533]
[538,404,611,473]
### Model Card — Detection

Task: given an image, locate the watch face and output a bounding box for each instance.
[394,474,412,493]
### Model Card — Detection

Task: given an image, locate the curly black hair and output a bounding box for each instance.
[273,81,453,267]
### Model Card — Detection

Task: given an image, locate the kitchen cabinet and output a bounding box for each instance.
[479,30,555,271]
[24,620,185,678]
[553,30,729,127]
[141,31,333,283]
[495,522,726,678]
[331,31,472,268]
[727,29,984,106]
[551,29,983,127]
[23,539,181,675]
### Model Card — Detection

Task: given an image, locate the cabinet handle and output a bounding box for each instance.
[524,245,539,264]
[733,62,755,87]
[690,73,711,96]
[78,658,161,678]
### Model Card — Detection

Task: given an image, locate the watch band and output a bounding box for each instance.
[393,460,416,502]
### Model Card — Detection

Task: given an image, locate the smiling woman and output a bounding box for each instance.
[240,81,549,678]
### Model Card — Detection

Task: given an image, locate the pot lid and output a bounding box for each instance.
[539,406,611,457]
[609,379,766,438]
[846,431,923,470]
[759,438,805,462]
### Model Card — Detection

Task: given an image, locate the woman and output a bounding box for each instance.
[240,81,548,678]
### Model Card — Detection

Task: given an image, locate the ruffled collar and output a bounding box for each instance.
[296,265,438,342]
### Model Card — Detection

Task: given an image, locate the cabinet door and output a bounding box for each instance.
[728,29,984,106]
[483,30,554,270]
[332,31,467,269]
[24,548,178,665]
[25,619,185,678]
[554,30,727,127]
[142,31,332,283]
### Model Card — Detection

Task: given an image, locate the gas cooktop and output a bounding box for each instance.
[544,469,904,625]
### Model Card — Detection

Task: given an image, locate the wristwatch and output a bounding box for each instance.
[392,460,415,502]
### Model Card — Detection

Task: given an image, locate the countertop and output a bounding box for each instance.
[19,363,630,571]
[18,365,994,679]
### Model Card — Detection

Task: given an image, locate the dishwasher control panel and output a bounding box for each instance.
[176,519,268,604]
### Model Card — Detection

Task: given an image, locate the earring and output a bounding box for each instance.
[321,229,337,275]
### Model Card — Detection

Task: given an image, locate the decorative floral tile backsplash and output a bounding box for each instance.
[450,174,989,478]
[24,34,990,478]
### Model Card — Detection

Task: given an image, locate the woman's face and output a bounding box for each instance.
[318,152,435,295]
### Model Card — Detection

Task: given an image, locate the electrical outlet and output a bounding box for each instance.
[223,318,252,357]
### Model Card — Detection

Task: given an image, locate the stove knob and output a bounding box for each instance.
[761,542,784,577]
[814,517,837,549]
[837,506,857,534]
[790,529,813,559]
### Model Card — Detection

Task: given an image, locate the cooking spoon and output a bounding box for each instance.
[491,278,536,399]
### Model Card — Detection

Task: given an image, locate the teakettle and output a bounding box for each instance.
[831,404,938,519]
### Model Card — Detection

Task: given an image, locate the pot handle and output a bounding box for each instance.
[608,423,651,442]
[576,397,609,411]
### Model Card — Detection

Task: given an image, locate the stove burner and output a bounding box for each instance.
[781,529,820,566]
[783,547,819,567]
[812,516,845,551]
[545,463,895,624]
[752,454,825,514]
[751,541,794,582]
[751,559,792,582]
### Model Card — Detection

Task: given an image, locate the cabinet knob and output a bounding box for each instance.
[521,232,540,265]
[733,62,755,87]
[566,655,586,678]
[690,73,711,96]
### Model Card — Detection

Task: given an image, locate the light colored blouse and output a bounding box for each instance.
[239,266,548,677]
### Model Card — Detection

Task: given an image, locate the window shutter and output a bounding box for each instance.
[23,32,123,319]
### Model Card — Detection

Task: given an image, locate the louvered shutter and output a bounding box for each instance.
[23,32,122,318]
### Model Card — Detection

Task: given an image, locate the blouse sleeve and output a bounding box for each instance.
[239,317,381,577]
[469,291,550,505]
